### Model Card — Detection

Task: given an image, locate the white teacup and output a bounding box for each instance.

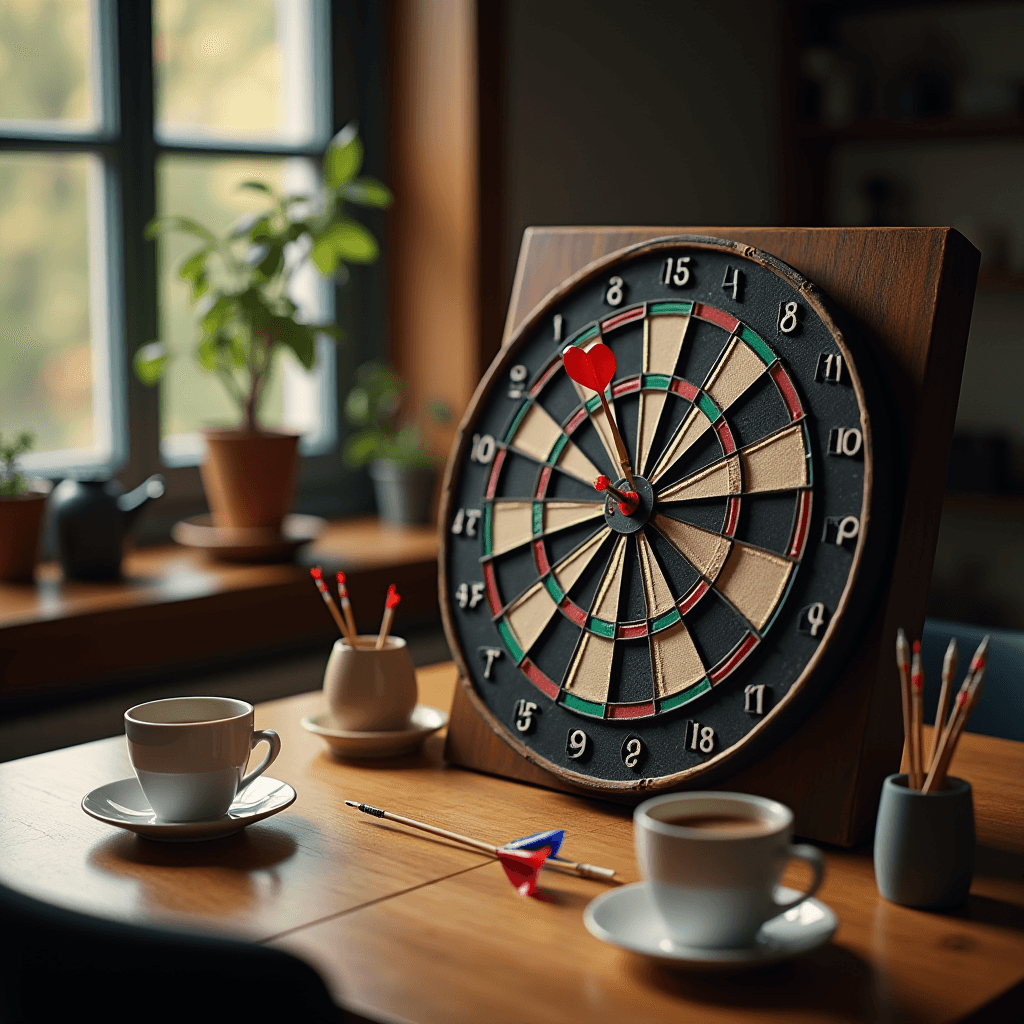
[322,635,418,732]
[125,696,281,822]
[634,792,824,949]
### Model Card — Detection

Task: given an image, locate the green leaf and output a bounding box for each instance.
[239,180,275,196]
[228,333,247,368]
[196,337,220,372]
[201,294,234,335]
[340,177,392,209]
[230,213,273,240]
[256,242,285,279]
[145,216,215,243]
[344,428,388,468]
[178,248,208,284]
[324,130,363,188]
[345,387,371,426]
[311,233,339,276]
[134,342,169,385]
[317,219,379,266]
[274,318,317,370]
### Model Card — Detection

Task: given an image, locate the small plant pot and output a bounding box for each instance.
[0,486,50,583]
[874,773,975,909]
[322,635,418,732]
[200,429,300,531]
[368,460,435,525]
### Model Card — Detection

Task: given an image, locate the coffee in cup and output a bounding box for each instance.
[634,792,824,948]
[125,696,281,822]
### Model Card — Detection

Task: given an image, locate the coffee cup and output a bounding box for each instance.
[322,635,418,732]
[634,791,824,949]
[125,696,281,822]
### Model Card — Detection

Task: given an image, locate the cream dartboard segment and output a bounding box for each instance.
[439,236,888,790]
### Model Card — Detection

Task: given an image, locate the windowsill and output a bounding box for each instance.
[0,517,440,707]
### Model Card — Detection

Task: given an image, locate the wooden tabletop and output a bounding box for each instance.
[1,662,1021,1024]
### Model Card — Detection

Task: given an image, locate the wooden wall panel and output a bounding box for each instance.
[388,0,480,468]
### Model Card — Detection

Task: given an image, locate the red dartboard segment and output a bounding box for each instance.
[770,363,805,420]
[693,303,739,333]
[709,633,760,684]
[601,305,646,333]
[485,448,506,499]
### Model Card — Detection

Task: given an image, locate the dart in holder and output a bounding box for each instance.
[377,584,401,649]
[875,631,990,909]
[344,800,617,898]
[337,572,358,641]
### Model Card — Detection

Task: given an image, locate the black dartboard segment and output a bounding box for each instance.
[440,236,888,788]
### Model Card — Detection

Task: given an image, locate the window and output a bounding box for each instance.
[0,0,381,524]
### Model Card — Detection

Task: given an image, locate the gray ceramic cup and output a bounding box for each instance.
[635,792,825,949]
[874,773,975,909]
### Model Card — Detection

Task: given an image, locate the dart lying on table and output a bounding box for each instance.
[345,800,617,897]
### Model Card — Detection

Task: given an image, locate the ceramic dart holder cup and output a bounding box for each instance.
[874,774,975,909]
[323,635,418,732]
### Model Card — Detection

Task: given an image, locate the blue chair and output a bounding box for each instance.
[919,619,1024,742]
[0,881,360,1023]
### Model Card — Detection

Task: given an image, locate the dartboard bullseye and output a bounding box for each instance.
[440,235,889,790]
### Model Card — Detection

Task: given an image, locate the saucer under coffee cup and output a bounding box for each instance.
[634,791,825,949]
[125,696,281,822]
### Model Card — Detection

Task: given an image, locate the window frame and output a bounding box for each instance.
[0,0,387,540]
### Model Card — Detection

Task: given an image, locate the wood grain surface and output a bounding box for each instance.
[446,226,981,847]
[1,662,1020,1024]
[0,517,439,702]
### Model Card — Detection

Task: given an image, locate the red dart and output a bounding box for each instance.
[562,343,637,491]
[562,341,617,394]
[594,475,639,515]
[496,845,551,898]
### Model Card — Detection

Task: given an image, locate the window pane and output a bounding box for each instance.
[0,0,97,129]
[156,154,333,458]
[0,152,104,458]
[154,0,326,146]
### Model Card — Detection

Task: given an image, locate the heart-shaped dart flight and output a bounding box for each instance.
[497,845,551,898]
[562,341,617,394]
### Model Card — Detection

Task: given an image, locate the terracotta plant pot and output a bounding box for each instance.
[0,486,50,583]
[200,429,300,531]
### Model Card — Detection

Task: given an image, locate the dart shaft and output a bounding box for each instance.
[597,392,636,491]
[346,801,616,879]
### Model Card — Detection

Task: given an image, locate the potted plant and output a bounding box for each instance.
[134,125,391,531]
[0,432,50,583]
[343,363,451,525]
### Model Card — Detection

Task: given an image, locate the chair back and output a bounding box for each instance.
[920,619,1024,742]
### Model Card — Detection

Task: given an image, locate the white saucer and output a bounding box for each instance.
[584,883,837,971]
[81,776,296,843]
[301,704,448,759]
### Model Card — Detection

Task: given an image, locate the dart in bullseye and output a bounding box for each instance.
[594,475,639,515]
[561,341,637,491]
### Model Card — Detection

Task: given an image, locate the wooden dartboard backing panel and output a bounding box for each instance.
[442,226,979,846]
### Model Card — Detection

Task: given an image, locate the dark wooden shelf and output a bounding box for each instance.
[0,517,440,704]
[797,113,1024,144]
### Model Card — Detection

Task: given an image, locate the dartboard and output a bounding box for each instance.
[439,235,891,791]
